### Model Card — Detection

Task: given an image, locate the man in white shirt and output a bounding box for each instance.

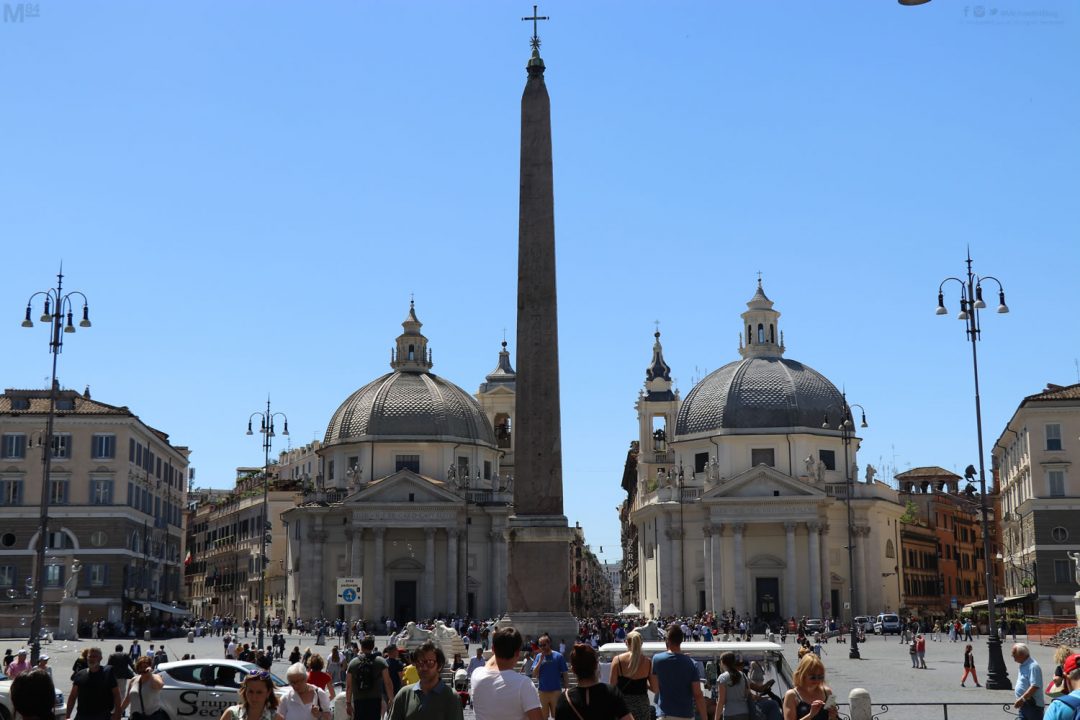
[471,628,542,720]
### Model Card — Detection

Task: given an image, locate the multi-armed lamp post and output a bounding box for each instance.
[936,251,1011,690]
[823,397,867,659]
[246,399,288,651]
[20,268,91,664]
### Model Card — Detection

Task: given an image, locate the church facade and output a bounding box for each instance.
[281,304,517,624]
[627,283,904,621]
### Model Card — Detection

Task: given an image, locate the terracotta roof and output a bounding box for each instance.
[1024,383,1080,402]
[1,388,132,416]
[894,466,961,480]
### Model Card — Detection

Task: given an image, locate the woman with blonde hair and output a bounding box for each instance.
[782,654,838,720]
[220,671,279,720]
[275,663,331,720]
[120,656,165,720]
[608,631,652,720]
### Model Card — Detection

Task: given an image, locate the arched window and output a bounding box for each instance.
[407,344,415,360]
[747,325,753,344]
[757,324,765,343]
[885,539,895,558]
[495,413,512,449]
[769,324,775,343]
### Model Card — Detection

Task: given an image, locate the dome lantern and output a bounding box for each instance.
[739,278,785,359]
[391,300,433,372]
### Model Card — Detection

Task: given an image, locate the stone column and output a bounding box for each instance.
[424,528,436,619]
[348,528,362,623]
[372,528,385,624]
[446,529,459,616]
[307,518,326,620]
[853,526,867,615]
[703,526,714,612]
[784,522,798,618]
[819,524,831,615]
[668,524,684,615]
[807,522,822,616]
[858,527,872,615]
[710,524,723,613]
[732,523,746,616]
[655,514,671,616]
[458,531,468,615]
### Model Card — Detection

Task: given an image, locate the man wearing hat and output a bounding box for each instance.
[6,649,32,677]
[1046,654,1080,720]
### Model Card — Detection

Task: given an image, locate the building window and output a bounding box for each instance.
[90,478,113,505]
[88,564,107,587]
[44,564,63,588]
[750,448,775,468]
[1046,424,1062,451]
[47,531,73,549]
[818,450,836,471]
[1,434,26,459]
[694,452,709,474]
[1049,470,1065,497]
[51,434,71,459]
[483,460,492,480]
[1052,526,1069,543]
[91,434,116,459]
[0,565,13,587]
[1055,559,1072,584]
[49,478,69,505]
[458,456,470,479]
[886,539,895,558]
[395,455,420,473]
[0,479,23,505]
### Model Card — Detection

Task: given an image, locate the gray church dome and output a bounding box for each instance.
[675,281,845,435]
[324,371,495,446]
[323,303,496,447]
[675,356,845,435]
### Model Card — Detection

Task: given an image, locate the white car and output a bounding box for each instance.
[153,660,288,720]
[0,672,66,720]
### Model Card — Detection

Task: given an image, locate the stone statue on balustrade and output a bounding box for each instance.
[865,464,877,484]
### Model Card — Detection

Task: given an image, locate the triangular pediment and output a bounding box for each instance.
[702,464,827,500]
[343,469,463,505]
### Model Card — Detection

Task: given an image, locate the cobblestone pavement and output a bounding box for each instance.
[10,630,1067,720]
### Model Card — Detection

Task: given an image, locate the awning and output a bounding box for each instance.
[145,601,193,617]
[961,594,1032,611]
[619,603,643,616]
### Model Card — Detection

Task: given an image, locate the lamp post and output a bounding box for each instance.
[246,399,288,650]
[823,396,867,659]
[936,251,1011,690]
[19,268,91,664]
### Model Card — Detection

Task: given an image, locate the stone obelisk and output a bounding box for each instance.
[504,9,578,645]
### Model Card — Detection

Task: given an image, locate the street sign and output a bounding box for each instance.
[844,602,851,610]
[142,603,151,614]
[336,577,362,605]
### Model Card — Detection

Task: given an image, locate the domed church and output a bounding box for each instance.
[628,282,903,621]
[282,303,517,623]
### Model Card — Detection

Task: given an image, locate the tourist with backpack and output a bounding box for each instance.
[1046,654,1080,720]
[346,636,393,720]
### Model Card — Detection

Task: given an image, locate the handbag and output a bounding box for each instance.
[1047,677,1066,698]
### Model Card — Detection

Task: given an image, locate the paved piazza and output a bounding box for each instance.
[17,630,1067,720]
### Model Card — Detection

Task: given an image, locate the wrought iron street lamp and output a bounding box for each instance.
[936,251,1011,690]
[19,267,91,665]
[246,399,288,651]
[823,397,867,659]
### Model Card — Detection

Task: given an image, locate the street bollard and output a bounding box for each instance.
[187,631,194,643]
[849,688,872,720]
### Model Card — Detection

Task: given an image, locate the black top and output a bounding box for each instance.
[554,684,629,720]
[73,667,118,714]
[611,658,649,696]
[107,652,135,680]
[793,690,830,720]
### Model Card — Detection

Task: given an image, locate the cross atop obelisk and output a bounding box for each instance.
[521,4,549,50]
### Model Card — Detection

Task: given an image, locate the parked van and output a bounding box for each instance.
[874,613,902,634]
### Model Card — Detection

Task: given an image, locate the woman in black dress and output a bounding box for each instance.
[555,644,634,720]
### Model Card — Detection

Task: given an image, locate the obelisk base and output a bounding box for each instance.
[504,516,578,647]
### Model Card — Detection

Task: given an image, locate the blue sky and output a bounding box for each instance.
[2,1,1077,563]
